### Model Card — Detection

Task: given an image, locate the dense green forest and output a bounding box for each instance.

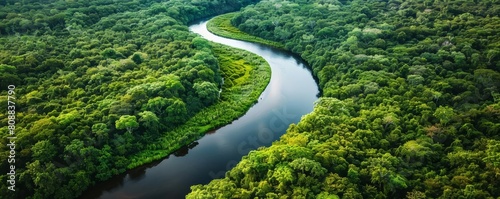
[0,0,268,198]
[188,0,500,198]
[207,12,285,49]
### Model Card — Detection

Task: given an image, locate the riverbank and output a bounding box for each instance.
[127,42,271,169]
[82,17,319,199]
[207,12,285,49]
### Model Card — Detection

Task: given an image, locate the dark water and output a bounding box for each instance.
[80,18,319,199]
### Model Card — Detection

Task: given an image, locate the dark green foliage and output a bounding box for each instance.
[189,0,500,198]
[0,0,263,198]
[128,42,271,171]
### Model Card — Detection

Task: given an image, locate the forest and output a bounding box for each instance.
[0,0,267,198]
[1,0,500,198]
[188,0,500,198]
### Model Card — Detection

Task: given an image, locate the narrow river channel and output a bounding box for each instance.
[80,17,319,199]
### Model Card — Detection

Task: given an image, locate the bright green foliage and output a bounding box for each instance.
[397,139,433,163]
[207,12,285,49]
[0,0,265,198]
[115,115,139,134]
[317,192,340,199]
[483,140,500,168]
[189,0,500,198]
[433,106,454,125]
[138,111,160,134]
[289,158,327,178]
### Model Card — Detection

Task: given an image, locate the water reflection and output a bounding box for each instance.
[80,18,318,199]
[173,141,199,157]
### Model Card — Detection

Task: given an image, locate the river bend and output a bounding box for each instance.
[80,17,319,199]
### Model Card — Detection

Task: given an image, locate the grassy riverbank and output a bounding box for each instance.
[207,12,285,49]
[189,0,500,198]
[128,42,271,168]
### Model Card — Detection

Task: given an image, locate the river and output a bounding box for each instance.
[80,17,319,199]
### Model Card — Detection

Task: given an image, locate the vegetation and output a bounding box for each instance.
[0,0,269,198]
[128,43,271,169]
[189,0,500,198]
[207,12,285,49]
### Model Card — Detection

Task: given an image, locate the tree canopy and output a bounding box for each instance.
[0,0,262,198]
[188,0,500,198]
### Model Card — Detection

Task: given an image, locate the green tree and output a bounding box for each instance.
[31,140,57,162]
[56,110,80,126]
[434,106,454,125]
[165,98,188,125]
[397,140,432,163]
[115,115,139,134]
[486,49,499,64]
[162,74,185,97]
[192,37,210,50]
[193,81,219,106]
[483,140,500,168]
[289,158,327,178]
[138,111,161,134]
[92,123,109,145]
[271,165,295,189]
[63,139,85,164]
[25,161,60,198]
[0,64,20,89]
[144,97,168,115]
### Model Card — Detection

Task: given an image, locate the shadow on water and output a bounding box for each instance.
[80,17,319,199]
[173,141,199,157]
[79,141,200,199]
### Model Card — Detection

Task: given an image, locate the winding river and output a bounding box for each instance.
[80,17,319,199]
